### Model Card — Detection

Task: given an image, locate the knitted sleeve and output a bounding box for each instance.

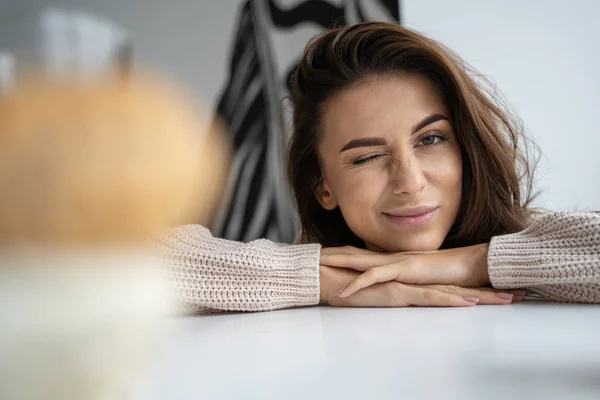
[159,225,321,314]
[488,211,600,303]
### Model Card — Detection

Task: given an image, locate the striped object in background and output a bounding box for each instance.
[212,0,399,243]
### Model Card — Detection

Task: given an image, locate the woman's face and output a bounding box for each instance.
[316,73,463,252]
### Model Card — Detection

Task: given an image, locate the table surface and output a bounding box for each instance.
[139,301,600,400]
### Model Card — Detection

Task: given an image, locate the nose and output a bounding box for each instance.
[390,154,427,196]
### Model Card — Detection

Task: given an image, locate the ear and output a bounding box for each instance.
[315,179,338,210]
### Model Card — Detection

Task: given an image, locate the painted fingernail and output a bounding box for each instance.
[496,293,514,300]
[335,286,347,297]
[463,296,480,304]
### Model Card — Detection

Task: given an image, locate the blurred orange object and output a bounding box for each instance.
[0,75,229,246]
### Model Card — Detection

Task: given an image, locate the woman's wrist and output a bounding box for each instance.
[471,242,491,286]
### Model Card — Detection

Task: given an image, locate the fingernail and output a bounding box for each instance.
[463,296,480,304]
[496,293,514,300]
[335,286,347,297]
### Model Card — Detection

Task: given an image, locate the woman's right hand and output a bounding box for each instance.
[319,265,518,307]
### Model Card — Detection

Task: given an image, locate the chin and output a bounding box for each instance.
[367,234,446,253]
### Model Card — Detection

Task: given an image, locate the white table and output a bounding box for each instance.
[140,302,600,400]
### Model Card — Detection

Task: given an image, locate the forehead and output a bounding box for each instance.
[319,74,448,146]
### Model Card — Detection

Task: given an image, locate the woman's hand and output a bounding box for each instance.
[320,245,526,300]
[319,264,520,307]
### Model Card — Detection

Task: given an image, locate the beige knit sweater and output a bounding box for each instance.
[160,211,600,313]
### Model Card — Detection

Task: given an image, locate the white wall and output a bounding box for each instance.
[403,0,600,211]
[2,0,597,211]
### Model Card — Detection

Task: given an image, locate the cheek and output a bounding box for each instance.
[331,169,386,222]
[336,172,382,205]
[423,147,463,199]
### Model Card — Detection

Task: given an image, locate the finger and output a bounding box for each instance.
[403,285,478,307]
[320,249,391,271]
[429,285,514,305]
[328,282,409,308]
[320,245,373,255]
[336,266,400,298]
[326,252,464,286]
[391,257,454,286]
[332,282,478,308]
[335,256,462,287]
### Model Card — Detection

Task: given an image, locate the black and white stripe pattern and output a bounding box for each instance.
[212,0,400,243]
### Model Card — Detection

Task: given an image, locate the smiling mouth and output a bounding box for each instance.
[382,207,439,228]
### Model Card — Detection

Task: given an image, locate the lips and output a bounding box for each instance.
[383,206,439,228]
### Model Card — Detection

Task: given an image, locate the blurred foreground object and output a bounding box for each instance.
[0,51,15,94]
[0,76,228,244]
[0,75,229,399]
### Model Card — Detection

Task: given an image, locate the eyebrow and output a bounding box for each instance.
[339,137,387,153]
[412,113,449,134]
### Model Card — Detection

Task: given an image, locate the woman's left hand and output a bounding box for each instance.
[320,243,499,298]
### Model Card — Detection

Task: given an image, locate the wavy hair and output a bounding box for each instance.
[287,22,537,248]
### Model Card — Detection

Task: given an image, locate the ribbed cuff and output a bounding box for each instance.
[258,242,321,310]
[488,211,600,289]
[488,232,544,288]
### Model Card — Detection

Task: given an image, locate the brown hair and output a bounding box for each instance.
[287,22,537,249]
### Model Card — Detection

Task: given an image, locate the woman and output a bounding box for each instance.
[161,22,600,314]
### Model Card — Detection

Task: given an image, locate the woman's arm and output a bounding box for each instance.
[160,225,515,313]
[159,225,321,314]
[488,211,600,303]
[322,212,600,304]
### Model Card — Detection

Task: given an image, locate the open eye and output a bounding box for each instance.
[421,135,440,146]
[417,132,449,147]
[421,135,441,146]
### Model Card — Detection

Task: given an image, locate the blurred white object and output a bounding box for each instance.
[41,8,130,79]
[0,51,14,94]
[0,252,172,400]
